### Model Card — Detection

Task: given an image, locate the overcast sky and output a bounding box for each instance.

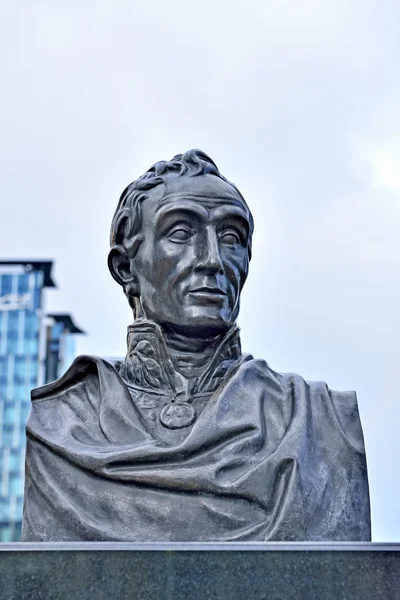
[1,1,399,541]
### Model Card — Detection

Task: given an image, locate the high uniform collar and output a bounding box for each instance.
[119,319,242,397]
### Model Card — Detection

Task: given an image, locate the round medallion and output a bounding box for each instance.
[159,403,197,429]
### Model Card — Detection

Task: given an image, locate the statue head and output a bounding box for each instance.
[108,149,254,338]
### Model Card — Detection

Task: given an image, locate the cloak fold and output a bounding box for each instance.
[22,351,370,541]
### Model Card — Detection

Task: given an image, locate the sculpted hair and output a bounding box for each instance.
[109,149,254,260]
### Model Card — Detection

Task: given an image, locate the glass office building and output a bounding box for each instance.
[0,261,83,541]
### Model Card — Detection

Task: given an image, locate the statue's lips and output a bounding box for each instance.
[188,287,227,302]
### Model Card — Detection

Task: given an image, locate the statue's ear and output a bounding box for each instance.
[108,247,139,296]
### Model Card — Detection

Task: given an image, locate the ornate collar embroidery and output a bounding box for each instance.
[118,320,242,430]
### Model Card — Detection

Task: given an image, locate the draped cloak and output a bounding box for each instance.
[22,321,371,542]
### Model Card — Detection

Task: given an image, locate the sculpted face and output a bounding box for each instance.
[130,176,251,336]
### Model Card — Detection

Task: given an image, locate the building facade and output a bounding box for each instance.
[0,261,83,541]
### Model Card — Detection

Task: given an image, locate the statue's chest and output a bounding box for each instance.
[127,387,213,445]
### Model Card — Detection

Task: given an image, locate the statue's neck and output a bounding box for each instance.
[125,319,241,390]
[162,326,226,379]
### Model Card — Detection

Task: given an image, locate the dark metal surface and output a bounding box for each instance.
[22,150,371,543]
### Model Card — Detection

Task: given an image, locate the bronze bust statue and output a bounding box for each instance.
[22,150,371,541]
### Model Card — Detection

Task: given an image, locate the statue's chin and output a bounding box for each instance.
[136,300,239,340]
[161,320,232,340]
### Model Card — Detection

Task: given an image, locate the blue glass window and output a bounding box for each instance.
[0,357,6,377]
[6,338,18,354]
[3,403,15,426]
[64,335,76,368]
[29,361,38,380]
[17,275,29,295]
[2,425,14,446]
[52,322,64,338]
[14,383,28,402]
[9,449,20,471]
[23,339,38,356]
[7,311,18,334]
[20,423,27,439]
[14,357,25,379]
[33,286,42,310]
[7,329,18,341]
[13,522,22,539]
[0,497,9,521]
[20,404,31,425]
[0,526,12,543]
[9,472,22,496]
[25,312,39,337]
[16,496,24,516]
[1,275,12,296]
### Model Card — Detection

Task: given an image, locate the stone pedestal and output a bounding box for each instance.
[0,542,399,599]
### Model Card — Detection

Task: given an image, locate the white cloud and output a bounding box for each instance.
[361,143,400,195]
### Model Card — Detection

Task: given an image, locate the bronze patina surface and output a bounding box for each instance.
[22,150,370,541]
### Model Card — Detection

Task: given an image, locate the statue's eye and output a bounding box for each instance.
[168,227,192,243]
[220,230,241,245]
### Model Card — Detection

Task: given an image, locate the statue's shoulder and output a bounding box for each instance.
[275,367,365,454]
[27,356,125,443]
[252,359,358,401]
[31,354,124,403]
[242,358,365,454]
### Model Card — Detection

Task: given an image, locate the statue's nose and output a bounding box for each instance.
[195,229,224,274]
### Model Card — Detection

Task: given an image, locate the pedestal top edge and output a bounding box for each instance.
[1,542,400,552]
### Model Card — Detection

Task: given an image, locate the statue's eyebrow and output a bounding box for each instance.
[223,215,250,234]
[155,201,209,221]
[213,205,249,223]
[154,202,251,238]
